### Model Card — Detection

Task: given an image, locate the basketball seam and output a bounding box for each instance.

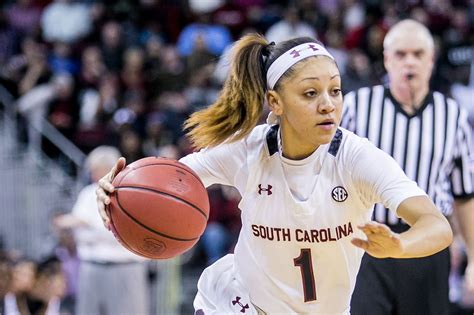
[109,217,151,257]
[128,161,206,187]
[116,185,208,219]
[115,190,201,242]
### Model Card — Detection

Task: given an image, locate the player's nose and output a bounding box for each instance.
[318,93,335,114]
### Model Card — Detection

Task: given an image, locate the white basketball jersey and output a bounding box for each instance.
[181,124,426,314]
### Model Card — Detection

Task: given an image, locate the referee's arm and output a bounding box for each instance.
[453,198,474,291]
[451,107,474,292]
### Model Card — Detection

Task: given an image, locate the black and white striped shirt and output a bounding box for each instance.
[341,85,474,225]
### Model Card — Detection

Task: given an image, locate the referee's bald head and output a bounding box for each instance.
[383,19,434,53]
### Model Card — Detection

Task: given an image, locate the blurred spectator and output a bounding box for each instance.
[100,20,124,72]
[188,0,223,15]
[0,11,20,69]
[410,6,430,26]
[381,2,399,29]
[158,91,192,143]
[78,45,106,89]
[324,25,349,75]
[342,0,365,32]
[134,0,187,43]
[265,6,317,43]
[41,0,92,44]
[147,46,187,99]
[121,47,146,95]
[200,186,241,265]
[42,73,79,159]
[24,256,66,315]
[298,0,327,36]
[0,253,12,314]
[342,49,377,94]
[53,224,79,315]
[143,33,163,72]
[211,0,247,39]
[184,63,220,111]
[118,128,145,163]
[176,13,232,57]
[5,0,42,36]
[186,35,216,75]
[155,143,181,160]
[6,36,51,95]
[48,42,80,75]
[119,91,148,136]
[233,0,265,9]
[142,111,174,157]
[16,73,74,153]
[4,257,37,314]
[53,146,149,315]
[75,72,118,153]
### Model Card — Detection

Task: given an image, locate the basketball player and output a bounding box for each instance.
[341,20,474,314]
[96,34,453,314]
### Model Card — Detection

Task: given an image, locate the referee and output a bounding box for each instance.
[341,19,474,315]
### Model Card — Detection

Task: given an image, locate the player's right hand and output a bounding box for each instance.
[96,157,126,230]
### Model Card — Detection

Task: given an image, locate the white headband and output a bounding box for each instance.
[266,42,334,89]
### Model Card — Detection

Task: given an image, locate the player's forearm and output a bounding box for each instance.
[398,213,453,258]
[453,198,474,262]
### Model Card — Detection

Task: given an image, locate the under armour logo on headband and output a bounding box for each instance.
[266,42,334,89]
[289,44,320,58]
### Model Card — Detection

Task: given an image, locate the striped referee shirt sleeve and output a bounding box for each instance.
[450,104,474,198]
[341,91,357,132]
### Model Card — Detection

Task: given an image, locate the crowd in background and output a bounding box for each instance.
[0,0,473,314]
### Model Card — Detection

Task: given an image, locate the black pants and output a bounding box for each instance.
[351,248,450,315]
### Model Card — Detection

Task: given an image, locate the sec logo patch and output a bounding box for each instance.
[332,186,348,202]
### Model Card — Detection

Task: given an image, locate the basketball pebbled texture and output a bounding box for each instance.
[108,157,210,259]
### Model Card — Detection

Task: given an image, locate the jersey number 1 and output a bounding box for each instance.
[293,248,317,302]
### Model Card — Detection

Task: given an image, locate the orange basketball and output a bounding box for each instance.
[108,157,209,259]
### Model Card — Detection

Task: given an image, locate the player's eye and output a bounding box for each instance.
[332,88,341,96]
[305,90,317,97]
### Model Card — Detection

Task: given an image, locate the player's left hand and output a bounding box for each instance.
[351,221,404,258]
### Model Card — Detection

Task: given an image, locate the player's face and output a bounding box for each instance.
[384,29,434,92]
[267,57,342,159]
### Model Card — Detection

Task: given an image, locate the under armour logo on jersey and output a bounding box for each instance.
[289,44,319,58]
[258,184,273,195]
[232,296,249,313]
[332,186,348,202]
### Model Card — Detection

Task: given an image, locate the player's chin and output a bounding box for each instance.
[314,129,337,144]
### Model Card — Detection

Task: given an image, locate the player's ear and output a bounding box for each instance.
[267,90,283,115]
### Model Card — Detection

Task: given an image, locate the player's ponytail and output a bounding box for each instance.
[184,33,269,149]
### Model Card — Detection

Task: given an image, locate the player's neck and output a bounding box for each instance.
[390,85,429,114]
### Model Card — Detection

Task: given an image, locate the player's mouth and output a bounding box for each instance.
[316,119,336,131]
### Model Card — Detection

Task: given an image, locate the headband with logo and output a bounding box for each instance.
[266,42,334,89]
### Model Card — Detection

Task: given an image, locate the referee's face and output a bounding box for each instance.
[268,57,343,159]
[384,29,434,92]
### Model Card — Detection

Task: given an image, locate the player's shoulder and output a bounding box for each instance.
[337,128,370,149]
[247,123,273,139]
[244,123,277,155]
[332,128,376,161]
